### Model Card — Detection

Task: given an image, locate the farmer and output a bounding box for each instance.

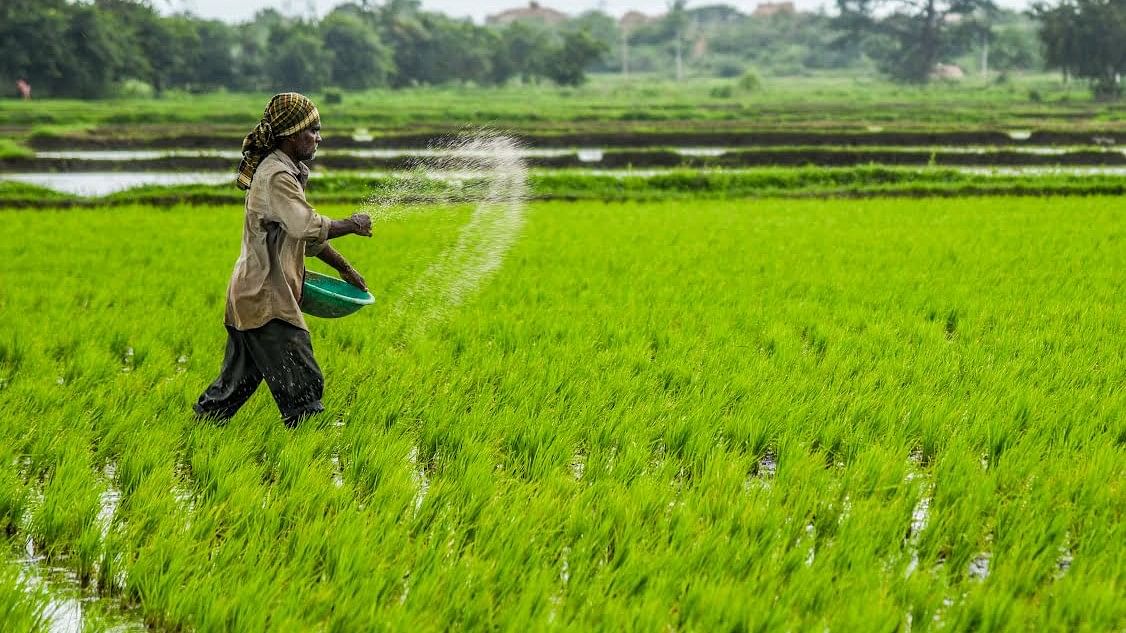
[194,92,372,427]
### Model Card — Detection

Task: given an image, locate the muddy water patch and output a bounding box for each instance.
[570,452,586,481]
[968,552,991,580]
[743,449,777,491]
[904,449,933,578]
[14,537,143,633]
[98,463,121,540]
[1054,533,1074,579]
[5,459,142,633]
[407,447,430,516]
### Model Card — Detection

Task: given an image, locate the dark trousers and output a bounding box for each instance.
[194,319,324,426]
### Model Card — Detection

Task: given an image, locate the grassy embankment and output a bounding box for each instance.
[0,197,1122,631]
[2,167,1124,209]
[1,74,1121,149]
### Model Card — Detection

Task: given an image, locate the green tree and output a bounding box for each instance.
[987,16,1042,71]
[161,16,204,91]
[1033,0,1124,98]
[420,16,496,85]
[62,5,130,97]
[268,25,335,93]
[544,30,608,86]
[567,11,621,73]
[233,9,291,92]
[321,10,394,89]
[93,0,176,92]
[0,0,72,96]
[492,21,554,84]
[193,20,238,91]
[835,0,998,82]
[379,3,496,86]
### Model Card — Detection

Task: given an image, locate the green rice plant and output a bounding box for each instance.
[0,74,1122,141]
[4,168,1126,210]
[0,563,48,632]
[28,446,103,559]
[0,138,33,160]
[0,196,1120,630]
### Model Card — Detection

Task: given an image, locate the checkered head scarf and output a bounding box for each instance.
[236,93,320,190]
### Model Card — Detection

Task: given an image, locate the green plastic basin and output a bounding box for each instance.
[300,270,374,318]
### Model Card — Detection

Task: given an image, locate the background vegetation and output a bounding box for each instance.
[0,0,1119,99]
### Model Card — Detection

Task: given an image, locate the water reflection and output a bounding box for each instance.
[3,165,1125,198]
[0,172,232,196]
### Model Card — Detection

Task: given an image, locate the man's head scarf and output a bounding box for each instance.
[236,93,320,190]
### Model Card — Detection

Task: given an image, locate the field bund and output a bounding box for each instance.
[0,197,1122,631]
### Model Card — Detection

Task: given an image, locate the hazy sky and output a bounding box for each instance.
[160,0,1037,24]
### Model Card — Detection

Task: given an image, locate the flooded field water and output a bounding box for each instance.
[4,166,1126,196]
[0,172,234,196]
[26,145,1126,162]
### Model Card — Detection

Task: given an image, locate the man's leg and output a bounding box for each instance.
[193,326,264,422]
[243,319,325,427]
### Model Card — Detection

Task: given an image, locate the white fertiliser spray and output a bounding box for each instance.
[359,129,529,341]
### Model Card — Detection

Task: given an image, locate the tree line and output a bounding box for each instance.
[0,0,1120,99]
[0,0,606,98]
[835,0,1122,97]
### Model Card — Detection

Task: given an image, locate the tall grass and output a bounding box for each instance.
[0,564,47,632]
[2,166,1125,209]
[0,197,1121,630]
[0,139,33,160]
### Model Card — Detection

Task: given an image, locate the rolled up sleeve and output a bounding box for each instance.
[305,241,328,257]
[268,171,330,245]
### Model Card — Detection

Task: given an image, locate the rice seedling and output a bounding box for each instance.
[0,196,1121,630]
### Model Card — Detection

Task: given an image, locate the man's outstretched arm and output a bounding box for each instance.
[315,243,368,291]
[327,213,373,239]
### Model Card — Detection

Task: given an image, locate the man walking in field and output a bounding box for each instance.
[194,92,372,427]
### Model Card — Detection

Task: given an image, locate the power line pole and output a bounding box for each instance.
[980,31,989,79]
[622,28,631,78]
[675,26,683,81]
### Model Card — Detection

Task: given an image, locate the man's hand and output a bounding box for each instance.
[340,265,368,292]
[350,213,372,237]
[327,213,373,239]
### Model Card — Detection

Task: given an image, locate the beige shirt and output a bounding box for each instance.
[225,150,329,332]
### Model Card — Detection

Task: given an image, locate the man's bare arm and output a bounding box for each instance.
[316,243,367,291]
[327,213,373,239]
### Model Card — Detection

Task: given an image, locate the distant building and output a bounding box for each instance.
[692,35,709,59]
[486,2,569,27]
[931,63,966,80]
[619,10,660,32]
[753,2,795,17]
[693,5,743,25]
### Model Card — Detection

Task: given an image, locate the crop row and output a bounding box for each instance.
[0,198,1122,631]
[4,75,1122,128]
[3,167,1126,209]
